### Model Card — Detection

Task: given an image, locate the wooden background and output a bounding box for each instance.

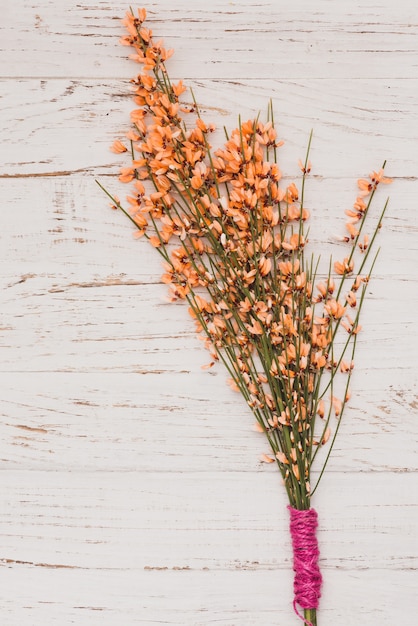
[1,1,417,624]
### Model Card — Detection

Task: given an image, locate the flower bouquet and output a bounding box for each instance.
[98,8,392,625]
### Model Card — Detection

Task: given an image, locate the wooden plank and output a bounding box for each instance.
[0,78,416,177]
[0,173,415,383]
[1,1,418,79]
[1,566,415,625]
[1,471,417,570]
[0,371,417,473]
[1,472,417,625]
[0,175,416,474]
[0,172,413,279]
[0,274,416,372]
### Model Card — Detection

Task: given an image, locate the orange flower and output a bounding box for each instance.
[310,350,327,369]
[358,169,392,196]
[134,180,146,195]
[260,453,275,464]
[279,259,300,276]
[119,167,136,183]
[334,257,354,275]
[282,233,306,252]
[311,324,331,349]
[247,320,263,335]
[132,213,147,228]
[298,159,312,174]
[258,256,272,277]
[137,7,147,22]
[340,360,354,373]
[353,197,367,213]
[359,234,369,252]
[351,275,364,292]
[148,235,161,247]
[169,284,190,300]
[370,169,392,186]
[110,140,128,154]
[345,222,359,239]
[201,361,215,370]
[346,291,357,308]
[126,130,141,142]
[345,208,361,222]
[324,299,346,319]
[332,396,342,416]
[287,204,309,221]
[172,80,187,97]
[341,314,362,335]
[317,400,325,418]
[284,182,299,202]
[191,171,204,190]
[322,428,331,445]
[276,451,289,465]
[357,178,373,195]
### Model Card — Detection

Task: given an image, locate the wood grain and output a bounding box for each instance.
[2,1,418,79]
[1,472,416,624]
[2,471,417,570]
[1,566,415,625]
[1,371,417,473]
[0,78,416,177]
[1,1,417,624]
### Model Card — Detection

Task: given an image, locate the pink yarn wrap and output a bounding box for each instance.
[288,506,322,625]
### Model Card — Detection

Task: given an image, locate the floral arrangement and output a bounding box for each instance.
[98,8,392,625]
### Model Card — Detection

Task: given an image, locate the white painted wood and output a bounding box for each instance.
[1,176,415,273]
[1,472,417,625]
[0,78,416,177]
[1,566,415,625]
[2,0,418,79]
[3,470,415,570]
[1,1,417,624]
[1,371,417,473]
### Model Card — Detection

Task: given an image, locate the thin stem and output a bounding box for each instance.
[304,607,317,626]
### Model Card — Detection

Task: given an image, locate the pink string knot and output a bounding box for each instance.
[288,506,322,625]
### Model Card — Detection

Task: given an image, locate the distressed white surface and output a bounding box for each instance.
[1,1,417,624]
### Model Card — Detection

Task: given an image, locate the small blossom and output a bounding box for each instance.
[298,159,312,174]
[260,453,275,464]
[119,167,136,183]
[324,299,346,319]
[346,291,357,308]
[357,178,373,195]
[322,427,331,445]
[359,234,369,252]
[332,396,342,417]
[340,360,354,373]
[110,140,128,153]
[276,451,289,464]
[345,222,359,239]
[292,464,300,480]
[370,169,393,186]
[334,257,354,276]
[317,399,325,418]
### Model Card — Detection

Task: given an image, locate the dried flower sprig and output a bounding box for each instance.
[97,8,392,625]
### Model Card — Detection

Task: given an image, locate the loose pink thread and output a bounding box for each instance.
[288,506,322,626]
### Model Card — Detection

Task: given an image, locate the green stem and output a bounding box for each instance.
[304,607,317,626]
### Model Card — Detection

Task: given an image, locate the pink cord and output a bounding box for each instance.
[288,506,322,625]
